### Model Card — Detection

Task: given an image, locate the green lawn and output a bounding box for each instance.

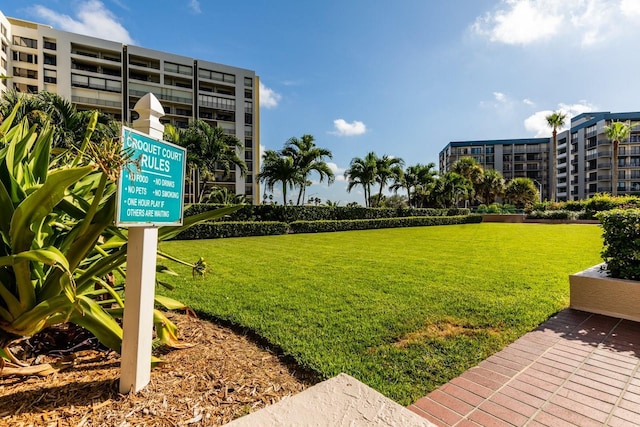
[158,223,602,405]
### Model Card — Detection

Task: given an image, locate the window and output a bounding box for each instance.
[198,94,235,111]
[13,67,37,79]
[44,54,57,66]
[199,68,235,83]
[486,147,494,154]
[13,36,37,49]
[164,61,193,76]
[44,69,57,84]
[12,51,38,64]
[71,73,121,93]
[43,40,57,50]
[471,147,482,154]
[244,77,253,87]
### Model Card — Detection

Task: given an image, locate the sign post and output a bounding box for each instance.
[117,93,185,393]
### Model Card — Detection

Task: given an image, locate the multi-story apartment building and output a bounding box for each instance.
[439,138,551,201]
[439,112,640,202]
[0,10,259,204]
[565,111,640,200]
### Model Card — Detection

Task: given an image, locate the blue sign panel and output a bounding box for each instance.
[116,127,186,227]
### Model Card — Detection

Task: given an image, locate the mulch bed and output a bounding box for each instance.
[0,313,317,426]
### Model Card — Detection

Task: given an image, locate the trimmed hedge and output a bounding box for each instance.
[527,210,578,220]
[183,204,470,222]
[289,215,483,234]
[174,221,288,240]
[529,194,640,219]
[597,209,640,280]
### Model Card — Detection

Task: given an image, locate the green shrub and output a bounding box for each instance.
[289,215,482,234]
[583,194,640,219]
[487,203,501,214]
[476,204,488,213]
[597,209,640,280]
[564,200,585,211]
[174,221,288,240]
[184,204,467,222]
[527,210,577,220]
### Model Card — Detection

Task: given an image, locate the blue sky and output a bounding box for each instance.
[5,0,640,204]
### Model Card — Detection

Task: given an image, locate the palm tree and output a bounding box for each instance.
[504,177,538,208]
[0,90,119,149]
[477,169,505,205]
[430,172,472,208]
[345,152,378,207]
[391,163,437,207]
[545,111,567,201]
[206,186,249,204]
[604,120,633,196]
[258,150,298,205]
[374,154,404,207]
[451,157,484,206]
[164,120,247,202]
[281,134,335,205]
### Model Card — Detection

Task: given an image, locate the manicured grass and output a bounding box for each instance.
[158,223,602,405]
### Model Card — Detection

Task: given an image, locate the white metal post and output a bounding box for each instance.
[119,93,165,393]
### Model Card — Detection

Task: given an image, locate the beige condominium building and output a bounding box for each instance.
[0,10,260,204]
[439,111,640,202]
[439,138,551,201]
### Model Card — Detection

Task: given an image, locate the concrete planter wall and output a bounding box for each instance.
[480,214,524,223]
[570,264,640,322]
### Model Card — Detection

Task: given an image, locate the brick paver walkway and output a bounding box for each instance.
[408,309,640,426]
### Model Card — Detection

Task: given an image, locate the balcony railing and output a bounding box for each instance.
[72,96,121,108]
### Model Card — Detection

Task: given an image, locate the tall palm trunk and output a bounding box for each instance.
[282,183,287,205]
[612,140,619,196]
[551,129,557,202]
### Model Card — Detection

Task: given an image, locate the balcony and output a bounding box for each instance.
[72,95,121,108]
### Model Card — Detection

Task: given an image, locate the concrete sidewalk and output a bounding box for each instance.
[226,373,434,426]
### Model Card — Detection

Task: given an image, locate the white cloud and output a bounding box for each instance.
[332,119,367,136]
[480,91,513,109]
[472,0,632,47]
[30,0,134,44]
[621,0,640,17]
[472,0,563,45]
[523,98,535,106]
[189,0,202,14]
[524,101,598,137]
[259,82,281,109]
[327,162,346,181]
[494,92,507,103]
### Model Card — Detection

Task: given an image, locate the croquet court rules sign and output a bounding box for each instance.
[116,126,186,227]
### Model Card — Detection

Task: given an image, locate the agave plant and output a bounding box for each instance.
[0,102,238,375]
